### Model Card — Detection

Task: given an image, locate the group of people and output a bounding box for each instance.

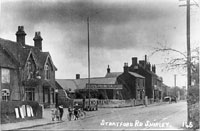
[51,105,64,121]
[68,103,80,121]
[51,104,80,121]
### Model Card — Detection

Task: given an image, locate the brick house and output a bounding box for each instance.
[0,26,57,108]
[117,63,145,100]
[129,56,163,101]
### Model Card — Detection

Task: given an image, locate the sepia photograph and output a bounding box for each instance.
[0,0,199,130]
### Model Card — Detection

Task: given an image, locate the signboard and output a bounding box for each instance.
[86,84,123,90]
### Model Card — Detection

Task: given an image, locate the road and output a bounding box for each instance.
[23,101,187,130]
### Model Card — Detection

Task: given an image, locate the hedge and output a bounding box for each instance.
[1,101,43,124]
[188,85,199,129]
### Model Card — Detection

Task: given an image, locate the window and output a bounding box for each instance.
[2,89,10,101]
[27,61,32,79]
[1,68,10,83]
[26,60,36,79]
[25,88,35,101]
[45,65,51,80]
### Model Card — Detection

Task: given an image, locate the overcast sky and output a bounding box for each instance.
[0,0,200,87]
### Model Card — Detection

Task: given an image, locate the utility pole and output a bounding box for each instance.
[179,0,197,125]
[87,16,91,107]
[186,1,192,125]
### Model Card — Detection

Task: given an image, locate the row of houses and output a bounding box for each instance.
[56,55,166,104]
[0,26,170,108]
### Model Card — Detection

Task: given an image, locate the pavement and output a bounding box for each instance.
[0,101,181,130]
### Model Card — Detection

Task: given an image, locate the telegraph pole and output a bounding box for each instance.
[179,0,192,125]
[186,0,191,125]
[186,0,191,88]
[87,16,91,107]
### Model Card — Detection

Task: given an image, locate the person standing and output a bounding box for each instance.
[68,105,73,121]
[58,105,64,121]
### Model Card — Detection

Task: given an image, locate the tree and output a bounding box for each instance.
[150,43,199,129]
[150,42,199,73]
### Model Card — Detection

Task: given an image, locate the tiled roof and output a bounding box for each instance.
[137,64,160,78]
[105,72,122,78]
[0,38,28,67]
[56,79,77,92]
[0,38,57,70]
[128,72,145,78]
[56,77,118,92]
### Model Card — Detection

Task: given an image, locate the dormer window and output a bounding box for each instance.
[45,64,50,80]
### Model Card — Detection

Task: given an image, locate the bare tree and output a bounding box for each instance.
[150,42,199,74]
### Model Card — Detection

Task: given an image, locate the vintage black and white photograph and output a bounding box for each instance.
[0,0,199,130]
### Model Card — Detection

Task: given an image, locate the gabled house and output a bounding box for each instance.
[129,55,163,101]
[117,63,145,100]
[0,26,57,108]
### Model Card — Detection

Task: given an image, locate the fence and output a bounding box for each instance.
[97,99,150,107]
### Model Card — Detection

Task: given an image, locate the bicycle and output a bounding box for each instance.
[76,108,86,120]
[67,108,86,121]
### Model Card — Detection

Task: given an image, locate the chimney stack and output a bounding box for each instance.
[146,62,151,71]
[123,63,129,73]
[152,65,156,73]
[145,55,147,64]
[16,26,26,46]
[132,57,138,67]
[33,32,43,51]
[76,74,80,79]
[139,60,145,68]
[107,65,110,73]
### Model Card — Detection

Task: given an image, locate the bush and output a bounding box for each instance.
[1,101,42,124]
[188,85,199,129]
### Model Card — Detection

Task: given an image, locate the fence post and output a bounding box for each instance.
[145,96,148,107]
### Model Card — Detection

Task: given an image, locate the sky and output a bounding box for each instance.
[0,0,200,87]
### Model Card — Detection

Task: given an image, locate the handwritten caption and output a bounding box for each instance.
[182,121,193,129]
[100,119,171,128]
